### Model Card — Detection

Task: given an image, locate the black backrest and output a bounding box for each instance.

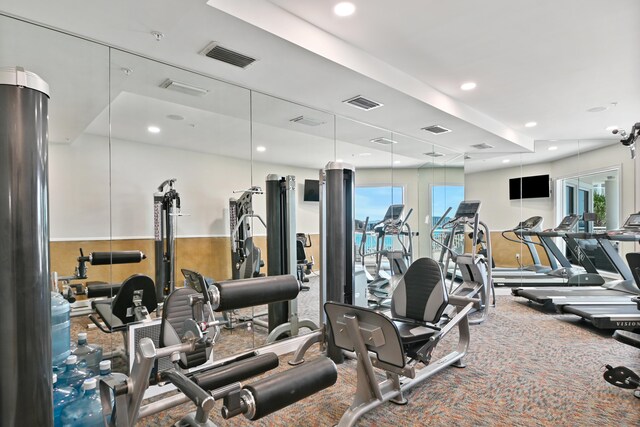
[160,287,210,369]
[391,257,448,324]
[111,274,157,323]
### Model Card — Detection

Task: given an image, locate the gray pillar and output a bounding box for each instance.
[266,174,289,331]
[321,162,355,363]
[0,67,52,426]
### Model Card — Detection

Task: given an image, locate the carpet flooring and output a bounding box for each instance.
[128,294,639,426]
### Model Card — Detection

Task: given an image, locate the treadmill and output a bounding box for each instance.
[495,215,601,286]
[513,213,640,317]
[554,227,640,330]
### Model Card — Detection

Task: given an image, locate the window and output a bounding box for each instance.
[560,169,620,272]
[355,186,404,255]
[431,185,465,259]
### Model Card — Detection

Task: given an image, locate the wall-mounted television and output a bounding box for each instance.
[303,179,320,202]
[509,174,550,200]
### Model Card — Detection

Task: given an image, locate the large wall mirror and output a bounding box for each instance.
[249,92,334,347]
[0,16,116,357]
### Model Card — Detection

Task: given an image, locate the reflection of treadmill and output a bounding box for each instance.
[491,216,547,277]
[513,213,640,321]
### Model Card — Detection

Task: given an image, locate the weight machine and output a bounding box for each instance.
[154,179,181,302]
[229,186,265,280]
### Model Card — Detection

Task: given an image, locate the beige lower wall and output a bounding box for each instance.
[51,234,321,287]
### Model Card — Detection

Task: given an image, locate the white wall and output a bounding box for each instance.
[465,144,635,232]
[49,134,324,240]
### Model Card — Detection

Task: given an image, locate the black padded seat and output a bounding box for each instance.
[92,274,156,331]
[613,330,640,349]
[393,321,439,344]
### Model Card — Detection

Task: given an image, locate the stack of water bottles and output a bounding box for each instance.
[52,328,128,426]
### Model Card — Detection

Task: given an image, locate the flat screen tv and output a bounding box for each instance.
[509,174,550,200]
[303,179,320,202]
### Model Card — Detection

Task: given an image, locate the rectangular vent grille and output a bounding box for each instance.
[290,116,325,126]
[370,137,395,145]
[421,124,451,135]
[343,95,383,111]
[200,42,256,68]
[424,151,445,158]
[470,143,494,150]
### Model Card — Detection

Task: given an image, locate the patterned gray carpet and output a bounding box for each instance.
[74,282,640,426]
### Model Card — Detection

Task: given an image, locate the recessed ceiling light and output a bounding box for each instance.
[256,146,266,152]
[524,121,537,128]
[605,125,618,131]
[166,114,184,121]
[147,126,160,134]
[333,2,356,17]
[548,146,558,151]
[502,159,511,163]
[460,82,477,91]
[358,152,372,157]
[394,160,401,164]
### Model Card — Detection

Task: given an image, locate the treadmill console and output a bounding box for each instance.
[623,213,640,228]
[555,215,579,231]
[516,216,543,231]
[606,212,640,240]
[455,200,481,219]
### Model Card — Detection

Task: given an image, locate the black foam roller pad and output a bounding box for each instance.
[90,251,146,265]
[86,282,121,298]
[193,353,279,391]
[215,275,299,311]
[244,357,337,420]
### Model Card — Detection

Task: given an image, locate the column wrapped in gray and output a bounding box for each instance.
[0,67,52,426]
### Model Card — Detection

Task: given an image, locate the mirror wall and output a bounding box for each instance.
[1,14,469,364]
[0,15,117,354]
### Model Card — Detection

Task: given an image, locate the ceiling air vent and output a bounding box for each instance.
[290,116,325,126]
[159,79,209,96]
[470,143,494,150]
[370,137,395,145]
[421,124,451,135]
[424,151,445,158]
[200,42,256,69]
[343,95,383,111]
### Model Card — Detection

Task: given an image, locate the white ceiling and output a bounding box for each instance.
[0,0,637,171]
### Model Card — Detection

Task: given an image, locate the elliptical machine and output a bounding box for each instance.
[431,200,494,324]
[363,205,414,305]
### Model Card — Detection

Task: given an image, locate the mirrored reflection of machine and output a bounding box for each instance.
[431,200,494,324]
[360,204,414,306]
[154,179,181,302]
[263,174,318,341]
[229,186,266,280]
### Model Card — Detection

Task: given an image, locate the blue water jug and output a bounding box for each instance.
[51,292,71,368]
[97,360,128,407]
[60,378,105,427]
[53,373,78,427]
[71,332,103,375]
[57,355,90,391]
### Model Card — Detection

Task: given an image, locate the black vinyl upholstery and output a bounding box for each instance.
[93,274,156,329]
[160,287,210,369]
[391,257,448,324]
